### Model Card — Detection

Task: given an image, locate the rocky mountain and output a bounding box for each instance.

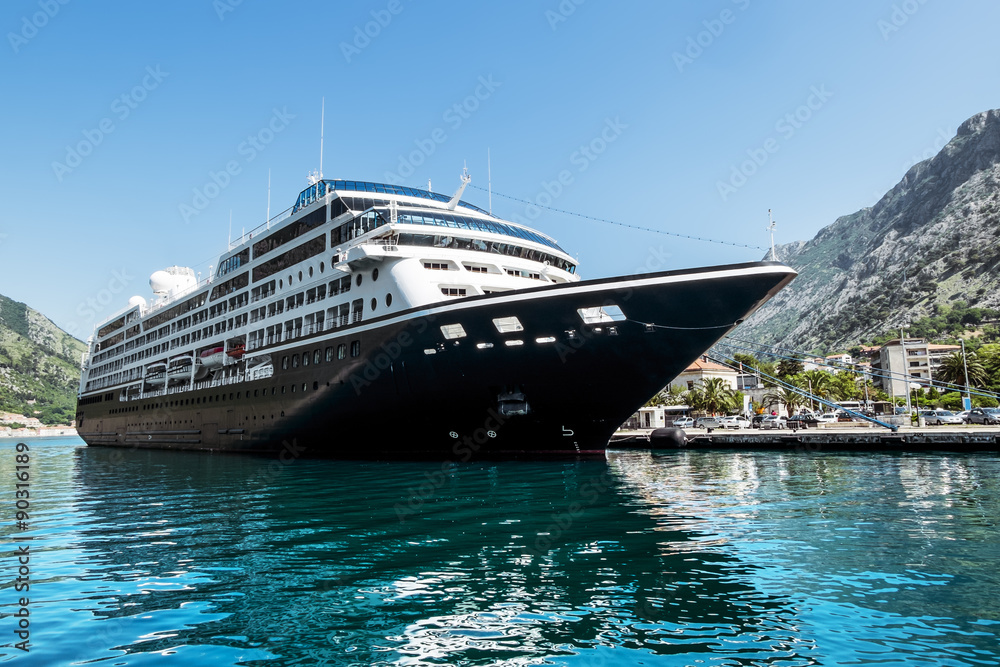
[0,293,87,424]
[739,109,1000,353]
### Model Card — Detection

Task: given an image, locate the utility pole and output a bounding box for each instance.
[961,338,971,410]
[901,329,911,418]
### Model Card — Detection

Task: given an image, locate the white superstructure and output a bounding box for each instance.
[80,175,579,400]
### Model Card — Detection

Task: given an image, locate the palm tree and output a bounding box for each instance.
[686,377,739,415]
[935,351,988,389]
[762,385,806,417]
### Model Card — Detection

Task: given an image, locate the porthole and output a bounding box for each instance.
[385,293,392,307]
[308,267,313,278]
[320,262,325,273]
[279,279,284,289]
[356,274,363,287]
[372,268,379,281]
[298,271,303,281]
[288,274,293,285]
[370,297,377,311]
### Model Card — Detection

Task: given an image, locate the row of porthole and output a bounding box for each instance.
[280,259,383,290]
[282,340,361,370]
[114,378,330,416]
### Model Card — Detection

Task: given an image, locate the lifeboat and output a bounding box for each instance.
[167,356,196,384]
[226,344,246,358]
[144,362,167,387]
[199,346,225,369]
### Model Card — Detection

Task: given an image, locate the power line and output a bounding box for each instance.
[470,184,766,252]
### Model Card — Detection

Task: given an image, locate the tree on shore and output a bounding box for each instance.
[762,386,806,417]
[686,378,739,415]
[935,351,988,389]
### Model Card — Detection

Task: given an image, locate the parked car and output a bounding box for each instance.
[919,409,963,426]
[719,415,751,429]
[966,407,1000,425]
[786,414,819,429]
[751,414,766,428]
[672,417,695,429]
[815,413,839,424]
[956,410,971,423]
[696,416,721,429]
[760,415,787,429]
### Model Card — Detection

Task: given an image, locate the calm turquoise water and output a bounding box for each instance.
[1,437,999,666]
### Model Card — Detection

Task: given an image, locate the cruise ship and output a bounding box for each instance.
[75,172,795,458]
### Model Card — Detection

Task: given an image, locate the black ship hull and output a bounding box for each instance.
[75,261,794,459]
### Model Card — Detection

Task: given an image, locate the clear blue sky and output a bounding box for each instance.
[2,1,998,339]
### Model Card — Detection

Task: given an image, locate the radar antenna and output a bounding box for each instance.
[446,164,471,210]
[767,209,777,261]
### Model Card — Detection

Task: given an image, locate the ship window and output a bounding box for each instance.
[536,336,556,344]
[505,340,525,347]
[372,268,379,281]
[350,340,360,357]
[281,386,286,394]
[291,384,296,393]
[385,293,392,307]
[282,356,289,370]
[492,316,524,333]
[476,342,494,349]
[302,383,307,392]
[292,355,299,368]
[370,298,377,311]
[302,353,310,367]
[440,324,467,340]
[337,344,346,360]
[325,346,333,361]
[356,274,363,287]
[577,305,627,324]
[313,350,321,364]
[441,287,467,297]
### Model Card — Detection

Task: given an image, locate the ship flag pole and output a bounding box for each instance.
[266,168,271,229]
[767,209,777,261]
[488,147,493,215]
[319,97,325,180]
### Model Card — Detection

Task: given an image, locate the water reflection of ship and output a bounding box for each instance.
[73,446,805,663]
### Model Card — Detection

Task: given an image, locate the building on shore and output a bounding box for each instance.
[872,338,960,398]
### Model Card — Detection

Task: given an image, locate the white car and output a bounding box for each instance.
[815,413,839,424]
[672,417,695,428]
[719,415,751,429]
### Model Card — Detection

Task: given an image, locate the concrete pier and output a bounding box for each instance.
[611,425,1000,453]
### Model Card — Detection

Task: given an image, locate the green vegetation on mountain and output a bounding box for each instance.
[0,293,86,425]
